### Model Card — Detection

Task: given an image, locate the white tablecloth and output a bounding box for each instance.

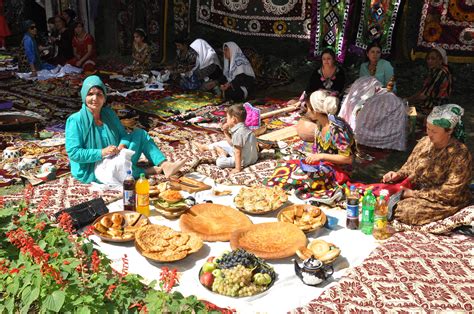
[90,173,378,313]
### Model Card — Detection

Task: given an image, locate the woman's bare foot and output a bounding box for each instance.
[194,143,209,152]
[161,159,187,178]
[214,146,228,158]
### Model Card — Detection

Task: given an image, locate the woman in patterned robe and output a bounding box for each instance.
[383,104,471,225]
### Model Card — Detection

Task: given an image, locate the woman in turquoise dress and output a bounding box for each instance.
[359,41,394,88]
[65,75,185,183]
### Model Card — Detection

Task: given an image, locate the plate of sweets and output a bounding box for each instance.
[199,249,277,298]
[296,239,341,265]
[93,211,149,242]
[234,186,288,215]
[278,204,327,233]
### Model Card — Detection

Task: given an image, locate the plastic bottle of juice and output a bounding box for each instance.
[360,188,376,235]
[123,170,136,211]
[135,173,150,217]
[346,185,359,230]
[373,189,390,240]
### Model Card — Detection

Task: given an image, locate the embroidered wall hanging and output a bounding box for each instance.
[196,0,312,39]
[415,0,473,61]
[173,0,191,38]
[309,0,355,62]
[353,0,403,54]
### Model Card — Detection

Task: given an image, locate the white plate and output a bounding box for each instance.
[38,137,66,147]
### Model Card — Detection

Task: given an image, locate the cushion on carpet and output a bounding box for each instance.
[292,231,474,313]
[391,205,474,234]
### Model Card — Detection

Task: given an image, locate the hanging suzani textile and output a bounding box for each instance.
[353,0,403,54]
[415,0,473,62]
[196,0,312,39]
[309,0,355,62]
[173,0,191,37]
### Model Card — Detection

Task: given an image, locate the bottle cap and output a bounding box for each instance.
[350,185,356,191]
[379,195,385,200]
[140,173,145,179]
[380,189,389,196]
[127,170,131,175]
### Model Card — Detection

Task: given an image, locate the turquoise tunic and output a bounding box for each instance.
[65,75,166,183]
[359,59,395,88]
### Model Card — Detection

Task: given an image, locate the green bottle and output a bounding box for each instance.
[360,188,376,235]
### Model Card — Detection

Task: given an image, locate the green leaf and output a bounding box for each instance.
[42,290,66,312]
[5,298,14,313]
[75,306,91,314]
[6,275,20,296]
[21,286,39,309]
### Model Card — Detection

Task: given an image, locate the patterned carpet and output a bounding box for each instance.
[293,231,474,313]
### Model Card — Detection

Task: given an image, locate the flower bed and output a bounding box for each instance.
[0,193,230,313]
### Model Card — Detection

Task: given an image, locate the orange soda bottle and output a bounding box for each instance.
[135,173,150,217]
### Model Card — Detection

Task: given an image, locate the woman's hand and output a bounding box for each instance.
[382,171,401,183]
[117,144,127,151]
[102,145,119,157]
[305,153,322,164]
[401,188,414,198]
[220,83,231,91]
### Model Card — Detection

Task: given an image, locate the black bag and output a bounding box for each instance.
[54,198,109,230]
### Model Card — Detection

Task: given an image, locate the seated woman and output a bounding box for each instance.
[266,90,355,196]
[180,38,222,91]
[382,104,471,225]
[406,47,452,116]
[65,75,186,184]
[339,76,407,151]
[167,37,198,81]
[18,20,55,74]
[218,41,256,102]
[123,29,151,75]
[359,41,394,88]
[68,21,96,72]
[51,15,73,65]
[306,48,345,97]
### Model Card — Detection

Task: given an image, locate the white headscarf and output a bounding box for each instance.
[427,104,463,129]
[189,38,221,71]
[223,41,255,82]
[309,90,339,115]
[432,46,448,65]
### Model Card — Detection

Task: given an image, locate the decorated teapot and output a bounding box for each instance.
[293,256,333,286]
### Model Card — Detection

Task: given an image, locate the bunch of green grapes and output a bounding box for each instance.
[212,265,267,297]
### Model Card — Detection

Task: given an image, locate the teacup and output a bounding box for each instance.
[18,155,39,170]
[2,146,21,160]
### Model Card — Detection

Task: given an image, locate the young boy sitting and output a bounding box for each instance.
[196,104,258,174]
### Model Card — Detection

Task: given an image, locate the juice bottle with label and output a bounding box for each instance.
[135,173,150,217]
[373,189,390,240]
[123,170,136,211]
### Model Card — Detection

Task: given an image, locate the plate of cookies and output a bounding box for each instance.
[277,204,326,233]
[135,224,203,262]
[92,211,149,242]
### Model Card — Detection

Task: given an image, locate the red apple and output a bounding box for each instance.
[207,256,215,263]
[200,272,214,288]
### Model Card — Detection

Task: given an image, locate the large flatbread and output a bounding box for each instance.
[230,222,307,259]
[179,203,253,242]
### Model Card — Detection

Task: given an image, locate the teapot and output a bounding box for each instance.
[293,256,333,286]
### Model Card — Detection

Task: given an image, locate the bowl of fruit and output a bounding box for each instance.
[199,249,277,298]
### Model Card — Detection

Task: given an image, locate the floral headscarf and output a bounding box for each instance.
[427,104,465,142]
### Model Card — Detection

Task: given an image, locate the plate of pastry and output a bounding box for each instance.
[277,204,326,233]
[234,186,288,215]
[92,211,149,242]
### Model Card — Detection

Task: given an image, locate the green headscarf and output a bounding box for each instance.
[427,104,465,142]
[80,75,107,103]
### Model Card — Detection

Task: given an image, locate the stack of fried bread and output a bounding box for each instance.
[94,212,148,241]
[296,239,341,264]
[135,225,203,262]
[234,186,287,214]
[278,205,326,232]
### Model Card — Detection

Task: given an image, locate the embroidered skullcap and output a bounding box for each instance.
[427,104,465,142]
[309,90,339,115]
[432,46,448,65]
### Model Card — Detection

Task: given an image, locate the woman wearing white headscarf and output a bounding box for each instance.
[180,38,222,91]
[406,46,452,115]
[218,41,256,101]
[265,91,355,196]
[382,104,471,225]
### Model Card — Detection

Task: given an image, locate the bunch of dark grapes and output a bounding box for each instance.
[216,249,277,281]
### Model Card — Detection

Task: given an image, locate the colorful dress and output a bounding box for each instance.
[417,65,452,114]
[265,115,355,197]
[123,42,151,74]
[70,33,96,71]
[394,136,472,225]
